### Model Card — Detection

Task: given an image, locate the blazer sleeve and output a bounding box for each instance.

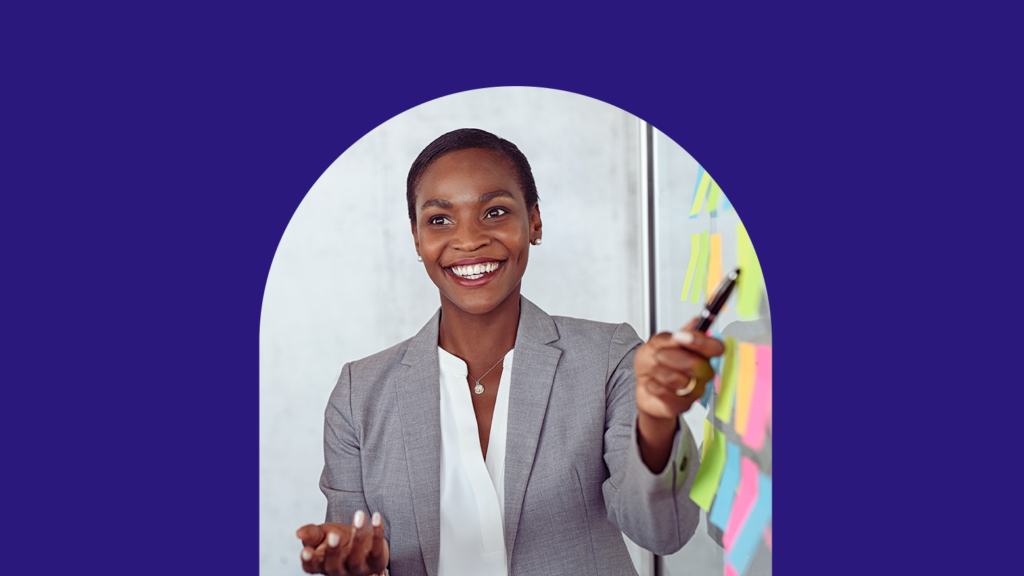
[601,323,702,556]
[319,362,371,524]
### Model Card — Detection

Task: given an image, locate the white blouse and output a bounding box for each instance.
[437,346,514,576]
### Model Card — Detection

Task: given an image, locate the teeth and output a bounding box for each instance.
[451,261,501,278]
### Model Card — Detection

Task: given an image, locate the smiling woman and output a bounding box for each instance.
[290,127,726,576]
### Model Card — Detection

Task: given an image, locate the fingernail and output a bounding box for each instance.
[354,510,366,529]
[327,532,340,547]
[372,512,381,527]
[301,549,313,561]
[672,331,693,344]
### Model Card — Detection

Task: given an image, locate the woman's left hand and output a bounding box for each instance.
[633,318,725,470]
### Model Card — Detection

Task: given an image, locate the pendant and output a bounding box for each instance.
[474,383,484,395]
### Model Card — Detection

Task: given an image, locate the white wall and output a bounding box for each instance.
[259,87,650,574]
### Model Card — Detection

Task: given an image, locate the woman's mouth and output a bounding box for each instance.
[445,260,504,281]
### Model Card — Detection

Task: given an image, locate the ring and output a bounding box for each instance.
[676,376,697,396]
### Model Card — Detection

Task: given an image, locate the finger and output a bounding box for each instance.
[296,524,326,549]
[367,512,387,573]
[300,545,322,574]
[645,374,705,408]
[670,326,725,359]
[644,332,680,353]
[647,364,688,389]
[654,347,716,383]
[346,510,372,576]
[323,525,354,576]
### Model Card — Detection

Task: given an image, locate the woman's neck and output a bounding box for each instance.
[437,289,521,363]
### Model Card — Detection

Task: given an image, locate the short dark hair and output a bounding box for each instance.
[406,128,539,223]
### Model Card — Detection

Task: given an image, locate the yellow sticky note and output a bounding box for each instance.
[681,233,700,301]
[702,419,714,461]
[689,427,727,511]
[708,233,722,299]
[734,343,757,435]
[736,222,765,319]
[715,336,739,423]
[707,179,722,213]
[689,170,711,217]
[690,231,710,303]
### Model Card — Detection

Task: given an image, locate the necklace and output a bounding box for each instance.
[470,351,510,395]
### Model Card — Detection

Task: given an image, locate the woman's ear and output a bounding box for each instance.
[530,204,542,237]
[410,221,420,256]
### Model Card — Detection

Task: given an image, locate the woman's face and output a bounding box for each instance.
[412,148,541,316]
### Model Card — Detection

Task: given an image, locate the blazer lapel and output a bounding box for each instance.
[503,296,562,560]
[396,309,443,576]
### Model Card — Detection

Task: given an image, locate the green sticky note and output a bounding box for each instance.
[701,419,714,461]
[681,233,700,301]
[736,222,765,319]
[690,426,727,511]
[690,231,710,303]
[707,179,722,213]
[689,170,711,217]
[715,336,739,423]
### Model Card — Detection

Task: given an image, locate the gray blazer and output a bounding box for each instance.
[320,297,700,575]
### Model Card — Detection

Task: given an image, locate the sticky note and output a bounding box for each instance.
[714,337,738,423]
[690,231,710,303]
[700,377,715,407]
[734,343,757,435]
[701,419,714,461]
[681,232,710,303]
[707,180,722,213]
[681,233,700,301]
[763,525,772,551]
[689,167,711,217]
[742,346,772,450]
[707,233,722,299]
[723,457,759,552]
[726,473,773,574]
[736,222,765,319]
[720,191,733,212]
[708,330,723,399]
[724,563,738,576]
[689,429,727,511]
[709,442,741,530]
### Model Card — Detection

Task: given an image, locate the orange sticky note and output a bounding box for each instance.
[734,343,757,435]
[708,232,722,296]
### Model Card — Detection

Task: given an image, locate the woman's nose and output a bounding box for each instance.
[450,220,489,251]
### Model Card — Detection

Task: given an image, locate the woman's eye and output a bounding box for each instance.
[485,207,509,218]
[428,216,451,225]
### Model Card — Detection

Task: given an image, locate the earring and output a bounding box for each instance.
[417,255,423,262]
[533,238,542,246]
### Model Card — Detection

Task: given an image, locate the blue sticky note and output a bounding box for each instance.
[709,442,742,530]
[699,381,714,407]
[708,330,724,372]
[702,331,723,407]
[720,190,733,212]
[726,473,773,574]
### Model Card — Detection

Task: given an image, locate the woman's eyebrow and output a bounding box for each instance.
[477,190,514,203]
[420,198,453,210]
[421,190,513,211]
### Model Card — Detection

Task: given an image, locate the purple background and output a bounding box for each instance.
[3,3,1019,574]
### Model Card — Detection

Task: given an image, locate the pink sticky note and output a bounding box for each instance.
[723,457,759,551]
[724,562,739,576]
[715,373,721,393]
[742,346,772,450]
[764,526,772,551]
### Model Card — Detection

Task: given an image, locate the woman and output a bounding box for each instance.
[295,128,724,576]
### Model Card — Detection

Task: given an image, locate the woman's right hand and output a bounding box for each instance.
[296,510,389,576]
